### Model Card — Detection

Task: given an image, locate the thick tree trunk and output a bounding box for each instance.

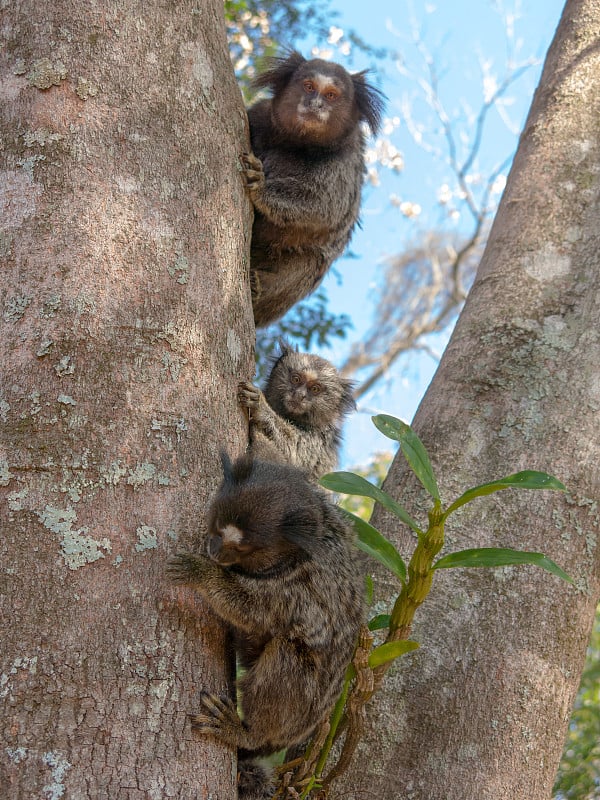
[0,2,252,797]
[337,1,600,798]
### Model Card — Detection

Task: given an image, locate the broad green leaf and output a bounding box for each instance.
[341,509,407,584]
[444,471,567,518]
[368,640,420,668]
[432,547,574,584]
[368,614,391,632]
[372,414,440,501]
[321,471,422,535]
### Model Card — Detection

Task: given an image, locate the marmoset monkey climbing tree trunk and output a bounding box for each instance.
[336,1,600,798]
[0,2,253,797]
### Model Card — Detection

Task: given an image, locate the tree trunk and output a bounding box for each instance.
[337,1,600,798]
[0,2,252,797]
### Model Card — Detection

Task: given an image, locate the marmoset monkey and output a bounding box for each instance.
[242,50,385,327]
[167,455,364,798]
[238,343,355,481]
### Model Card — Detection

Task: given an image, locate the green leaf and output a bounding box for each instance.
[343,510,407,583]
[432,547,575,584]
[372,414,440,501]
[368,640,420,668]
[321,471,422,535]
[444,470,567,517]
[368,614,391,632]
[365,574,374,606]
[340,509,407,583]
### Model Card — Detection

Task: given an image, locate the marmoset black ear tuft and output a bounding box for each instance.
[219,450,234,483]
[340,378,357,412]
[351,70,386,135]
[252,50,306,95]
[220,451,254,485]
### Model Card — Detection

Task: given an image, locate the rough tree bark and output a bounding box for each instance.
[337,1,600,798]
[0,2,252,797]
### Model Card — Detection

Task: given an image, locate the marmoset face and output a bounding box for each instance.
[273,60,356,144]
[206,464,318,575]
[281,367,324,416]
[264,348,355,429]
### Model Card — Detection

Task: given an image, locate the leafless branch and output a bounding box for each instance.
[342,29,535,399]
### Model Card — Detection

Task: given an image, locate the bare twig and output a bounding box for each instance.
[342,28,535,399]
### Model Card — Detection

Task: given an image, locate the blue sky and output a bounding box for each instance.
[293,1,566,467]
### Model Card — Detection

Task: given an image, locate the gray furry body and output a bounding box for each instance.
[168,456,364,797]
[238,345,355,481]
[242,51,385,327]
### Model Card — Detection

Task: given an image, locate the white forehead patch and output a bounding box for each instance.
[312,72,338,91]
[220,524,244,545]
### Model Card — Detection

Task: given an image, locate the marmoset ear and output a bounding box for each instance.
[280,507,323,551]
[351,70,386,135]
[277,337,295,358]
[340,378,357,412]
[219,450,234,484]
[252,50,306,95]
[220,451,254,486]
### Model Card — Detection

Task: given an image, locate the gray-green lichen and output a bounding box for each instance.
[70,292,96,316]
[167,253,189,284]
[27,58,67,90]
[41,294,62,318]
[3,294,31,323]
[0,398,10,422]
[0,459,14,487]
[7,487,28,512]
[161,352,187,382]
[64,485,81,503]
[101,461,128,486]
[42,751,71,800]
[135,525,158,552]
[5,746,27,764]
[22,128,63,147]
[36,338,54,357]
[17,154,46,180]
[1,657,38,701]
[127,462,156,487]
[54,356,75,377]
[57,394,76,406]
[75,77,99,100]
[27,390,42,416]
[37,504,112,570]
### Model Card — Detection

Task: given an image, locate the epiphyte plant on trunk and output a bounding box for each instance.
[274,413,572,799]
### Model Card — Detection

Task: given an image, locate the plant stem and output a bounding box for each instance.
[388,502,445,638]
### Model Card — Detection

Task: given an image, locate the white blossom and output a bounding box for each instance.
[491,174,507,194]
[399,201,422,218]
[328,26,344,45]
